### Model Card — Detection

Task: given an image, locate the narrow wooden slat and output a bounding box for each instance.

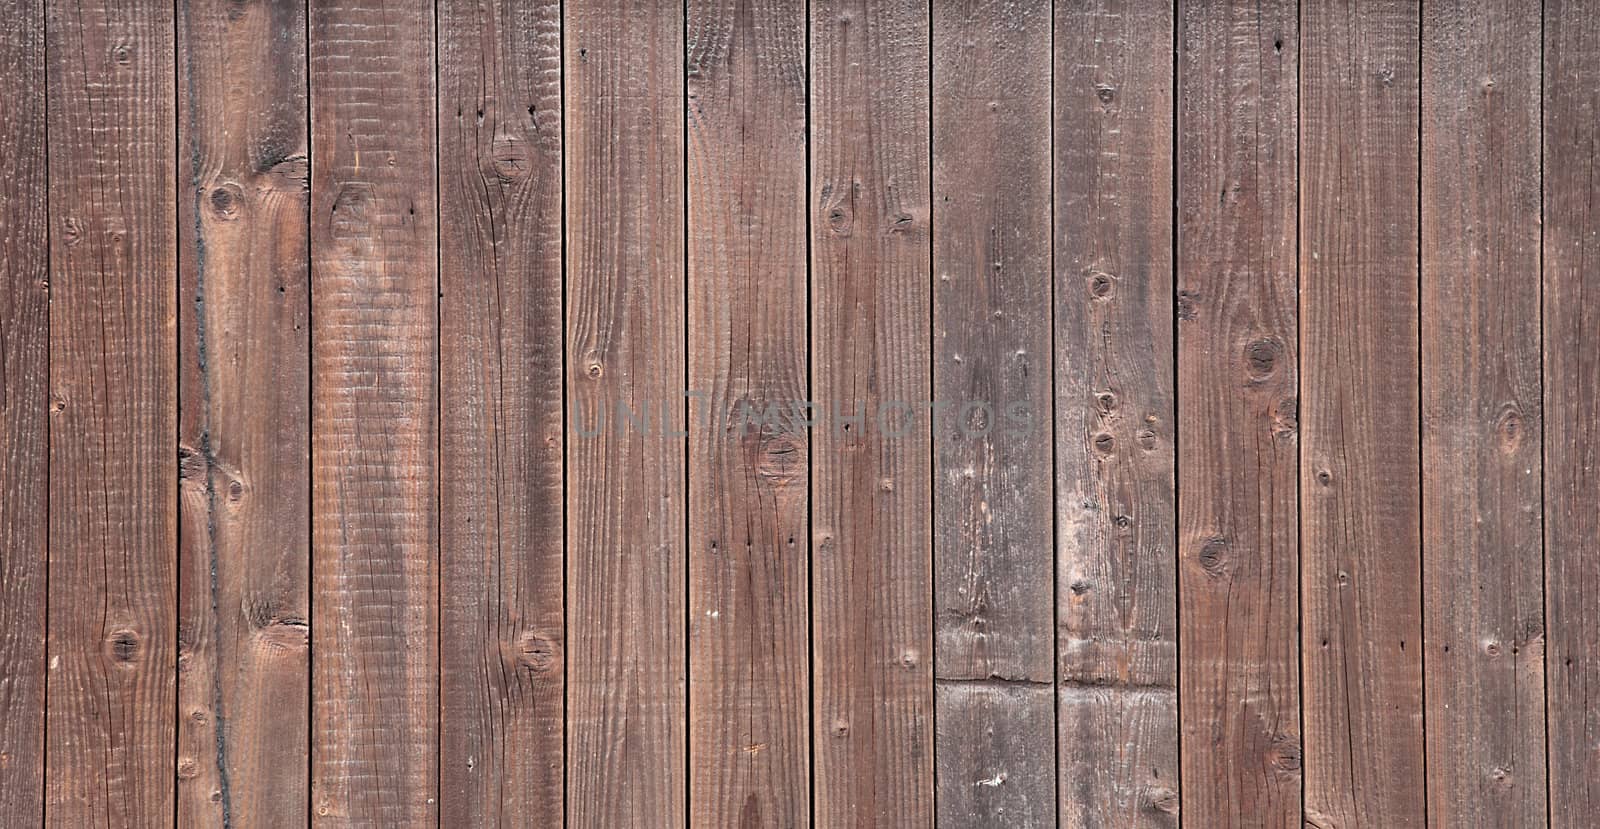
[1299,3,1425,826]
[0,0,46,819]
[175,1,311,824]
[1545,3,1600,825]
[308,0,438,822]
[43,2,178,824]
[1175,1,1300,825]
[1420,3,1546,825]
[686,0,809,825]
[437,1,565,823]
[932,0,1054,824]
[810,0,934,825]
[1053,3,1178,826]
[564,1,687,825]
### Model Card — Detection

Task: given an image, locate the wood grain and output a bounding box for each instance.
[308,0,439,823]
[1299,3,1425,826]
[809,0,934,825]
[437,0,565,823]
[1420,2,1546,825]
[44,1,178,824]
[933,0,1054,825]
[176,0,311,824]
[686,0,810,826]
[1175,1,1300,825]
[1053,3,1178,826]
[564,1,687,826]
[1545,3,1600,825]
[0,0,46,819]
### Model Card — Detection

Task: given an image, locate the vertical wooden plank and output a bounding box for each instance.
[1420,3,1545,826]
[0,0,46,820]
[1175,1,1300,826]
[1299,3,1425,826]
[308,0,438,823]
[44,1,177,825]
[932,0,1054,824]
[1053,3,1178,826]
[810,0,934,825]
[176,0,311,824]
[1546,3,1600,825]
[437,1,565,823]
[686,0,809,826]
[564,0,686,825]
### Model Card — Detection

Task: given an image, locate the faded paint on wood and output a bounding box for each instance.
[44,1,178,824]
[309,0,439,822]
[438,0,565,823]
[686,0,810,825]
[177,0,311,825]
[810,0,934,825]
[1299,2,1425,826]
[1545,3,1600,826]
[1176,1,1301,825]
[1054,3,1178,826]
[0,0,46,819]
[1421,2,1547,825]
[564,1,687,826]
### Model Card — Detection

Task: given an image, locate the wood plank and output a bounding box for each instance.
[932,0,1054,824]
[1420,3,1545,825]
[0,0,46,819]
[1299,3,1425,826]
[175,1,311,824]
[437,1,565,823]
[43,1,178,824]
[564,1,687,825]
[809,0,934,825]
[1175,1,1300,825]
[1545,3,1600,825]
[935,682,1056,826]
[308,0,438,822]
[1052,4,1178,826]
[686,0,809,825]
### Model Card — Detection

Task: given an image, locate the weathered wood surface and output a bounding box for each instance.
[308,0,439,823]
[1176,1,1301,825]
[44,1,178,824]
[809,0,934,826]
[1421,2,1546,826]
[564,1,687,826]
[933,0,1054,825]
[438,0,566,823]
[0,0,46,820]
[176,1,312,825]
[8,6,1600,828]
[686,0,810,826]
[1545,3,1600,827]
[1054,3,1178,826]
[1299,2,1425,826]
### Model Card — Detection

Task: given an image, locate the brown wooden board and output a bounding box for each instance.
[0,0,46,820]
[176,0,312,825]
[564,1,687,826]
[686,0,810,825]
[932,0,1055,825]
[1175,1,1301,825]
[1420,2,1546,825]
[1545,3,1600,825]
[308,0,439,823]
[437,0,566,823]
[1298,2,1426,826]
[44,1,178,824]
[809,0,934,825]
[1053,3,1179,826]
